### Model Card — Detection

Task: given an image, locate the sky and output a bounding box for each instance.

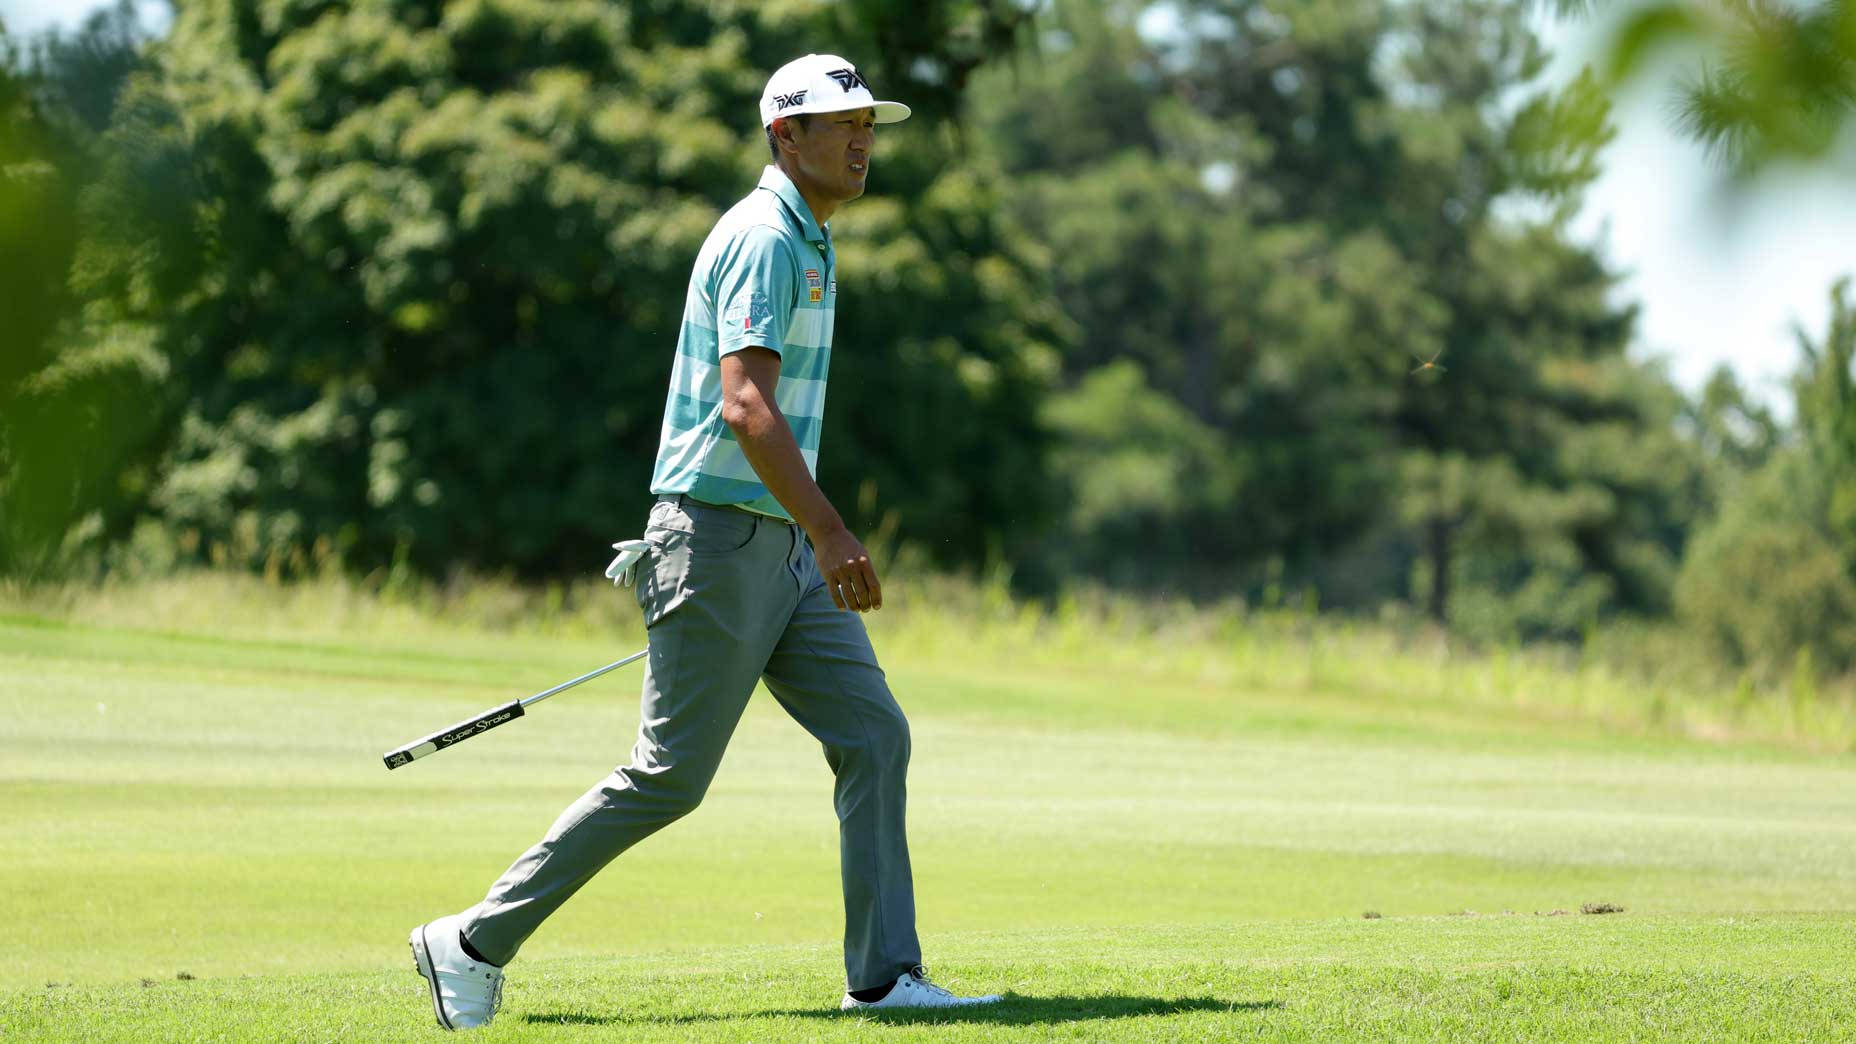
[5,0,1852,405]
[1535,10,1856,407]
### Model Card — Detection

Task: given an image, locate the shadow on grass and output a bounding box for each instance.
[523,994,1276,1027]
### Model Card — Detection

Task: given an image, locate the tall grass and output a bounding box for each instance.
[3,563,1852,754]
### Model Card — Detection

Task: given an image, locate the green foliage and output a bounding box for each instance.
[817,0,1038,127]
[1507,68,1615,205]
[3,0,1802,670]
[812,158,1064,575]
[0,7,165,578]
[83,0,1054,577]
[0,42,77,406]
[1676,280,1856,673]
[25,0,147,134]
[1675,460,1856,674]
[971,0,1691,629]
[1794,279,1856,553]
[1561,0,1856,176]
[1041,360,1240,587]
[1689,364,1781,483]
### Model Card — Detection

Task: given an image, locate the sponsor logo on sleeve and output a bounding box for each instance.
[725,290,774,332]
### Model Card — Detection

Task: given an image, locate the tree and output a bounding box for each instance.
[971,0,1692,631]
[0,36,77,407]
[1793,278,1856,555]
[28,0,150,134]
[0,5,162,576]
[1676,279,1856,672]
[66,0,1058,578]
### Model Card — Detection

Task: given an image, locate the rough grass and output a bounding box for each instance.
[3,570,1854,1041]
[7,566,1851,753]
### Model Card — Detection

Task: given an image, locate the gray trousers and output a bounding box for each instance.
[461,496,921,990]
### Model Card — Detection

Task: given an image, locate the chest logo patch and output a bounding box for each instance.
[805,268,823,303]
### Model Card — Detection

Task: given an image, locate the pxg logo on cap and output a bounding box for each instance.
[825,68,870,92]
[759,54,912,128]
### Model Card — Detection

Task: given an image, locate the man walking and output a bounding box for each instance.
[408,54,1002,1030]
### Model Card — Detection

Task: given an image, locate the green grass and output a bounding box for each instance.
[3,572,1854,1041]
[8,919,1855,1042]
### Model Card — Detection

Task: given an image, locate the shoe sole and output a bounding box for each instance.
[840,994,1004,1011]
[409,924,455,1030]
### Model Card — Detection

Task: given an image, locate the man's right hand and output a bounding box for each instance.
[717,348,880,612]
[812,525,883,612]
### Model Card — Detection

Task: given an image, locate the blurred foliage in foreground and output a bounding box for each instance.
[1555,0,1856,177]
[2,0,1855,679]
[0,2,168,582]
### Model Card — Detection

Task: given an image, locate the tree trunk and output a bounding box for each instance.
[1426,516,1451,624]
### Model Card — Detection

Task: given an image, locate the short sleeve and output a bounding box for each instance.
[715,225,799,358]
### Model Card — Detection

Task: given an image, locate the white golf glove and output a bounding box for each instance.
[605,540,654,587]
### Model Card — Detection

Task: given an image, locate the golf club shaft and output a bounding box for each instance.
[518,649,649,708]
[382,649,648,770]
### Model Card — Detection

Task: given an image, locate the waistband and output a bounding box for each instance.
[659,493,796,525]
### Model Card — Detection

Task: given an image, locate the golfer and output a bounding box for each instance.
[409,54,1002,1029]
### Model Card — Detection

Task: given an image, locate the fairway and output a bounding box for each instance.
[4,585,1855,1042]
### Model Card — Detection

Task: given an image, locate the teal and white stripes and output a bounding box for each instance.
[649,166,837,519]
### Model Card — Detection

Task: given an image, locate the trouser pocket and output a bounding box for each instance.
[634,525,690,628]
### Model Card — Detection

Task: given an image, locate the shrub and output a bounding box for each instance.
[1675,469,1856,674]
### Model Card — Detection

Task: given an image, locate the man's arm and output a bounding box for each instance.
[719,346,882,613]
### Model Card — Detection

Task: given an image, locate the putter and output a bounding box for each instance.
[382,649,648,769]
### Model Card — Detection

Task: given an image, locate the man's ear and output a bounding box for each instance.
[772,114,807,154]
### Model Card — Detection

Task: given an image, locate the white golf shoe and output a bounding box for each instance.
[410,915,503,1030]
[839,965,1003,1011]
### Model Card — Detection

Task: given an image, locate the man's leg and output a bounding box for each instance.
[759,552,922,993]
[457,654,758,964]
[460,501,794,965]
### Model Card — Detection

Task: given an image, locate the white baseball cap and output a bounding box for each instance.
[759,54,911,129]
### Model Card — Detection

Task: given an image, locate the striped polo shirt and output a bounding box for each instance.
[648,165,836,520]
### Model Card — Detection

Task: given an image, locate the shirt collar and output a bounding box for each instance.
[758,165,829,248]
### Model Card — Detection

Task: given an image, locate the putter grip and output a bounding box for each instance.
[382,700,525,770]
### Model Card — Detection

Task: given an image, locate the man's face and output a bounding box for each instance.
[782,107,876,207]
